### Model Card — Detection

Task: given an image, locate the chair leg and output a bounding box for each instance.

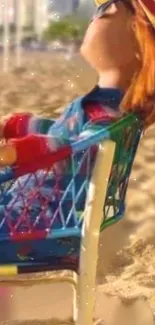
[72,272,78,323]
[76,140,116,325]
[0,287,11,322]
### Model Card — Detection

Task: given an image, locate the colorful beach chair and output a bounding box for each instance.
[0,113,142,325]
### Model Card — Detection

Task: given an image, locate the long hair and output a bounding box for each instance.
[121,0,155,127]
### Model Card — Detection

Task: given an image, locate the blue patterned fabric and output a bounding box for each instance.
[48,86,123,139]
[0,87,124,266]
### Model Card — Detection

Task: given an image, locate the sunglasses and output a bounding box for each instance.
[93,0,135,20]
[94,0,120,19]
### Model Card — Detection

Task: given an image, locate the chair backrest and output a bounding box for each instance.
[101,113,143,230]
[0,114,142,242]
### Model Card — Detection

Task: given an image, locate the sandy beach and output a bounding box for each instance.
[0,52,155,325]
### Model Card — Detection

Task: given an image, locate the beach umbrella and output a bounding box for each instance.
[34,0,48,42]
[34,0,42,41]
[3,0,9,72]
[15,0,23,68]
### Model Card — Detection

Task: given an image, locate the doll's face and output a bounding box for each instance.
[80,0,138,72]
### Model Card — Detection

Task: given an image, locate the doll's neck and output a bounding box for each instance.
[98,66,137,92]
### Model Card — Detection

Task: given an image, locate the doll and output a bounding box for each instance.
[0,0,154,166]
[0,0,154,224]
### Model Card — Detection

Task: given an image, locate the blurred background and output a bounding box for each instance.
[0,2,155,325]
[0,0,97,119]
[0,0,95,52]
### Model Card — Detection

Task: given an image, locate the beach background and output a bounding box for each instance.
[0,52,155,325]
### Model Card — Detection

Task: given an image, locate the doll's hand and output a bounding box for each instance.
[0,143,17,166]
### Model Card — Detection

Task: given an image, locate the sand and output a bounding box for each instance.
[0,52,155,324]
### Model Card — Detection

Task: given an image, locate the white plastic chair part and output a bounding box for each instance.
[75,140,116,325]
[0,140,115,325]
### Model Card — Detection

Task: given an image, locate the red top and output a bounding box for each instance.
[84,102,119,123]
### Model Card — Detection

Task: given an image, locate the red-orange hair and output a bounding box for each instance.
[121,0,155,127]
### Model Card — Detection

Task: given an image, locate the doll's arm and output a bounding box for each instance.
[1,113,56,139]
[0,133,69,166]
[2,98,84,140]
[0,98,85,166]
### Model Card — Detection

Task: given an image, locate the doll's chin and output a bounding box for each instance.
[80,43,86,56]
[80,43,93,62]
[80,46,102,71]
